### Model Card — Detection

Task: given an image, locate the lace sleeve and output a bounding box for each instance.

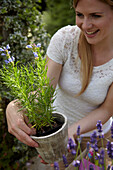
[46,26,69,64]
[47,25,80,64]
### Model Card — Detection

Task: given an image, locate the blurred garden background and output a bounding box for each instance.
[0,0,75,169]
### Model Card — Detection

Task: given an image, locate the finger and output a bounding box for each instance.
[38,155,48,164]
[24,115,36,135]
[13,128,38,147]
[7,115,38,147]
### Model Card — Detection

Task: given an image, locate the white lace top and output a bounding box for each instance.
[46,25,113,136]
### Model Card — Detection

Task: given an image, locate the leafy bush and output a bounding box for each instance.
[0,0,50,169]
[42,0,75,35]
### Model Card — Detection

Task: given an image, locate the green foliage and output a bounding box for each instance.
[0,0,51,101]
[0,0,50,168]
[0,44,56,131]
[0,0,50,65]
[42,0,75,35]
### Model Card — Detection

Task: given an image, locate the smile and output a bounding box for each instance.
[86,30,99,35]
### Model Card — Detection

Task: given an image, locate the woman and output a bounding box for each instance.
[6,0,113,165]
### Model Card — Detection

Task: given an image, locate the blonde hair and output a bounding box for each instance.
[73,0,113,96]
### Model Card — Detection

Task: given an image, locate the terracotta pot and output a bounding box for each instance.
[31,112,68,163]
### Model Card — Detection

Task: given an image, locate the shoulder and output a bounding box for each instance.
[52,25,81,40]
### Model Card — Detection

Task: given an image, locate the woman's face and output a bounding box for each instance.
[75,0,113,46]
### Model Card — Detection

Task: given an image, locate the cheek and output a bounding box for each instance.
[76,18,81,28]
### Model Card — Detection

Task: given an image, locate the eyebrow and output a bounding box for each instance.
[75,11,104,15]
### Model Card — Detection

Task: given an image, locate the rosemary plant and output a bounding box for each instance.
[0,44,56,131]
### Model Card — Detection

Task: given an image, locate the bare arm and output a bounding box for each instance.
[46,56,62,88]
[68,83,113,139]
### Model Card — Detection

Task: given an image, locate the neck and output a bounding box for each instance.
[91,42,113,66]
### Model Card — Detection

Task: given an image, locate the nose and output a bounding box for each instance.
[82,17,93,30]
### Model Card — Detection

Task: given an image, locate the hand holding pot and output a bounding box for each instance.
[6,100,38,148]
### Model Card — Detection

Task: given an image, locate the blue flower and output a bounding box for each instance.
[99,149,105,166]
[72,160,80,167]
[36,43,41,47]
[1,53,6,56]
[26,45,32,48]
[96,120,103,133]
[54,162,59,170]
[77,125,80,136]
[107,141,113,160]
[68,138,76,150]
[62,154,68,167]
[90,131,97,144]
[5,56,15,64]
[71,149,76,155]
[33,52,38,58]
[92,141,98,152]
[0,48,4,51]
[86,141,90,151]
[5,60,9,64]
[6,44,10,50]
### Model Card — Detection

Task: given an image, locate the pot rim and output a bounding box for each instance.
[30,111,68,139]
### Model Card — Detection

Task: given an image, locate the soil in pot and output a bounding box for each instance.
[36,118,63,137]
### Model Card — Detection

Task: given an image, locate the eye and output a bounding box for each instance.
[91,14,102,18]
[76,12,84,18]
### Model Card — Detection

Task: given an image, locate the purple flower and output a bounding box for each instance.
[36,43,41,47]
[90,131,97,144]
[93,142,98,152]
[6,44,10,49]
[62,154,68,167]
[26,45,32,48]
[33,52,38,58]
[72,160,80,167]
[1,53,6,56]
[77,125,80,136]
[107,141,113,159]
[71,149,76,155]
[54,162,59,170]
[67,138,76,156]
[96,120,103,133]
[86,141,90,151]
[5,60,9,64]
[101,132,104,139]
[99,149,105,166]
[77,136,82,143]
[0,48,4,51]
[5,56,15,64]
[68,138,76,150]
[95,152,100,161]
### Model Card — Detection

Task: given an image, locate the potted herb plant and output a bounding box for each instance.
[0,44,68,163]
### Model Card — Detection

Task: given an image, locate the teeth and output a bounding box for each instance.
[86,31,96,35]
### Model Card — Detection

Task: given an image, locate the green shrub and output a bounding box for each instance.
[0,0,50,169]
[42,0,75,35]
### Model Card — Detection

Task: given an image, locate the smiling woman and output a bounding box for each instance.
[74,0,113,95]
[4,0,113,169]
